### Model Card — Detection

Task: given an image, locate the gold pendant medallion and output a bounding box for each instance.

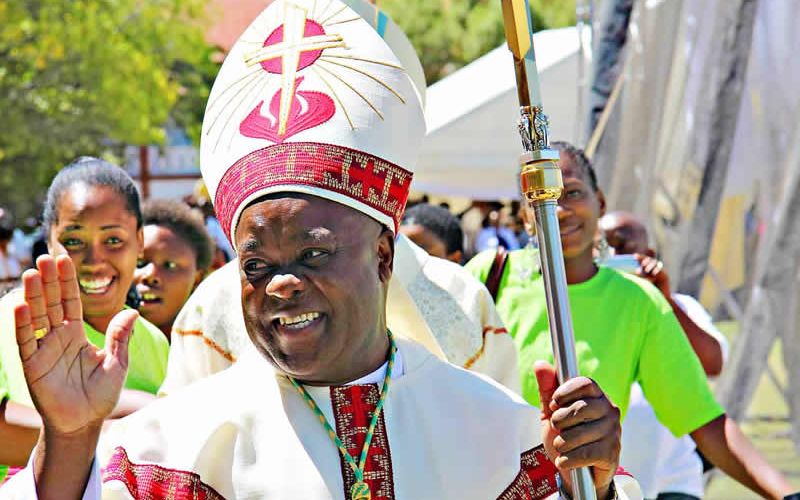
[350,480,371,500]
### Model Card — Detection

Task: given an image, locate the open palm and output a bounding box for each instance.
[14,255,136,436]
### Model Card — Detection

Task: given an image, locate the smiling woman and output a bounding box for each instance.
[0,158,171,476]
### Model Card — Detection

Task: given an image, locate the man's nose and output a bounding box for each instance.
[265,273,305,300]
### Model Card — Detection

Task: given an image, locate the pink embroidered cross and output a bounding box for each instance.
[244,2,345,136]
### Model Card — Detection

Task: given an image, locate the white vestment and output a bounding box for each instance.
[161,235,519,395]
[1,339,642,499]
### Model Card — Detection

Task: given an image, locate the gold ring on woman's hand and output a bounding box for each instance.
[34,327,49,339]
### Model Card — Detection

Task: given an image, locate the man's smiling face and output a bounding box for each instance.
[235,194,394,385]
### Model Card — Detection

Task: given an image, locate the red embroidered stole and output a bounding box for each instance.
[331,384,396,500]
[328,384,558,500]
[103,446,224,499]
[498,446,559,499]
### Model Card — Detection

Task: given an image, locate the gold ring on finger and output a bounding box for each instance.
[34,327,49,339]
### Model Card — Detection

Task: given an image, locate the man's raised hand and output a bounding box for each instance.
[14,254,136,436]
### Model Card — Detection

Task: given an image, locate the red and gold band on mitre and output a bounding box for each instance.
[200,0,426,244]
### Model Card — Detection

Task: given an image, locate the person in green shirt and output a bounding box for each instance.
[466,141,793,499]
[0,364,40,484]
[134,199,214,340]
[0,157,169,473]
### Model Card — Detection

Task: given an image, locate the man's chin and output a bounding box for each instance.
[251,340,325,380]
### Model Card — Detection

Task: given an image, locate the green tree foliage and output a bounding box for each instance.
[0,0,211,220]
[379,0,576,83]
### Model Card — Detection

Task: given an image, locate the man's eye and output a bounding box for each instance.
[566,189,583,199]
[302,249,328,262]
[106,236,123,245]
[243,260,268,275]
[164,261,178,270]
[137,259,147,268]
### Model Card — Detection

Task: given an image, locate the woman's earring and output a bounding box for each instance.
[595,233,611,262]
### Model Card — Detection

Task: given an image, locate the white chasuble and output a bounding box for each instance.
[103,340,556,499]
[1,339,642,499]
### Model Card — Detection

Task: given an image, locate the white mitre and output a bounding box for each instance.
[201,0,425,242]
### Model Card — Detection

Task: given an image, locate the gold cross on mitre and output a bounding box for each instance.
[244,1,346,136]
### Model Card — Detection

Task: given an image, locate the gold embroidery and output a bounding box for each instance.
[316,63,383,120]
[206,70,263,135]
[319,3,349,25]
[321,53,405,71]
[314,66,356,129]
[318,58,405,103]
[218,75,273,152]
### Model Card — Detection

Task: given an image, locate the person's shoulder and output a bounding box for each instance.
[422,252,488,293]
[599,267,669,307]
[401,338,531,410]
[133,315,170,350]
[102,365,252,458]
[464,249,501,279]
[198,258,240,291]
[120,361,249,425]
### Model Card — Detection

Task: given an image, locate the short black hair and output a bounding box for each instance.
[43,157,143,238]
[143,199,214,271]
[401,203,463,255]
[551,141,599,192]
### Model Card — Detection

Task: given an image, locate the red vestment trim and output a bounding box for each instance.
[497,445,559,500]
[172,328,237,363]
[463,326,510,370]
[103,446,225,500]
[331,384,396,500]
[215,142,413,240]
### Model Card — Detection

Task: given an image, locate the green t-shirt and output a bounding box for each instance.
[466,248,724,437]
[0,289,170,409]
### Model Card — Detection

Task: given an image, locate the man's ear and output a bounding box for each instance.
[447,250,463,265]
[192,269,206,291]
[377,228,395,283]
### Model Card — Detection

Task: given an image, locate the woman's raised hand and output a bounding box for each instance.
[14,254,136,436]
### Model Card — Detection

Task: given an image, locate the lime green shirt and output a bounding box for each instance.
[0,289,169,409]
[466,249,724,437]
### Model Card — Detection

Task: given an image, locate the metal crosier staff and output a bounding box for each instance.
[500,1,596,499]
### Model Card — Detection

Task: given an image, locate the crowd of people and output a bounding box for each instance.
[0,150,793,499]
[0,0,797,499]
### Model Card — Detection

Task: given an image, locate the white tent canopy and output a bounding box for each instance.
[415,27,581,200]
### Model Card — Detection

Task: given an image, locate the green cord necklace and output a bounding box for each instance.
[289,331,397,500]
